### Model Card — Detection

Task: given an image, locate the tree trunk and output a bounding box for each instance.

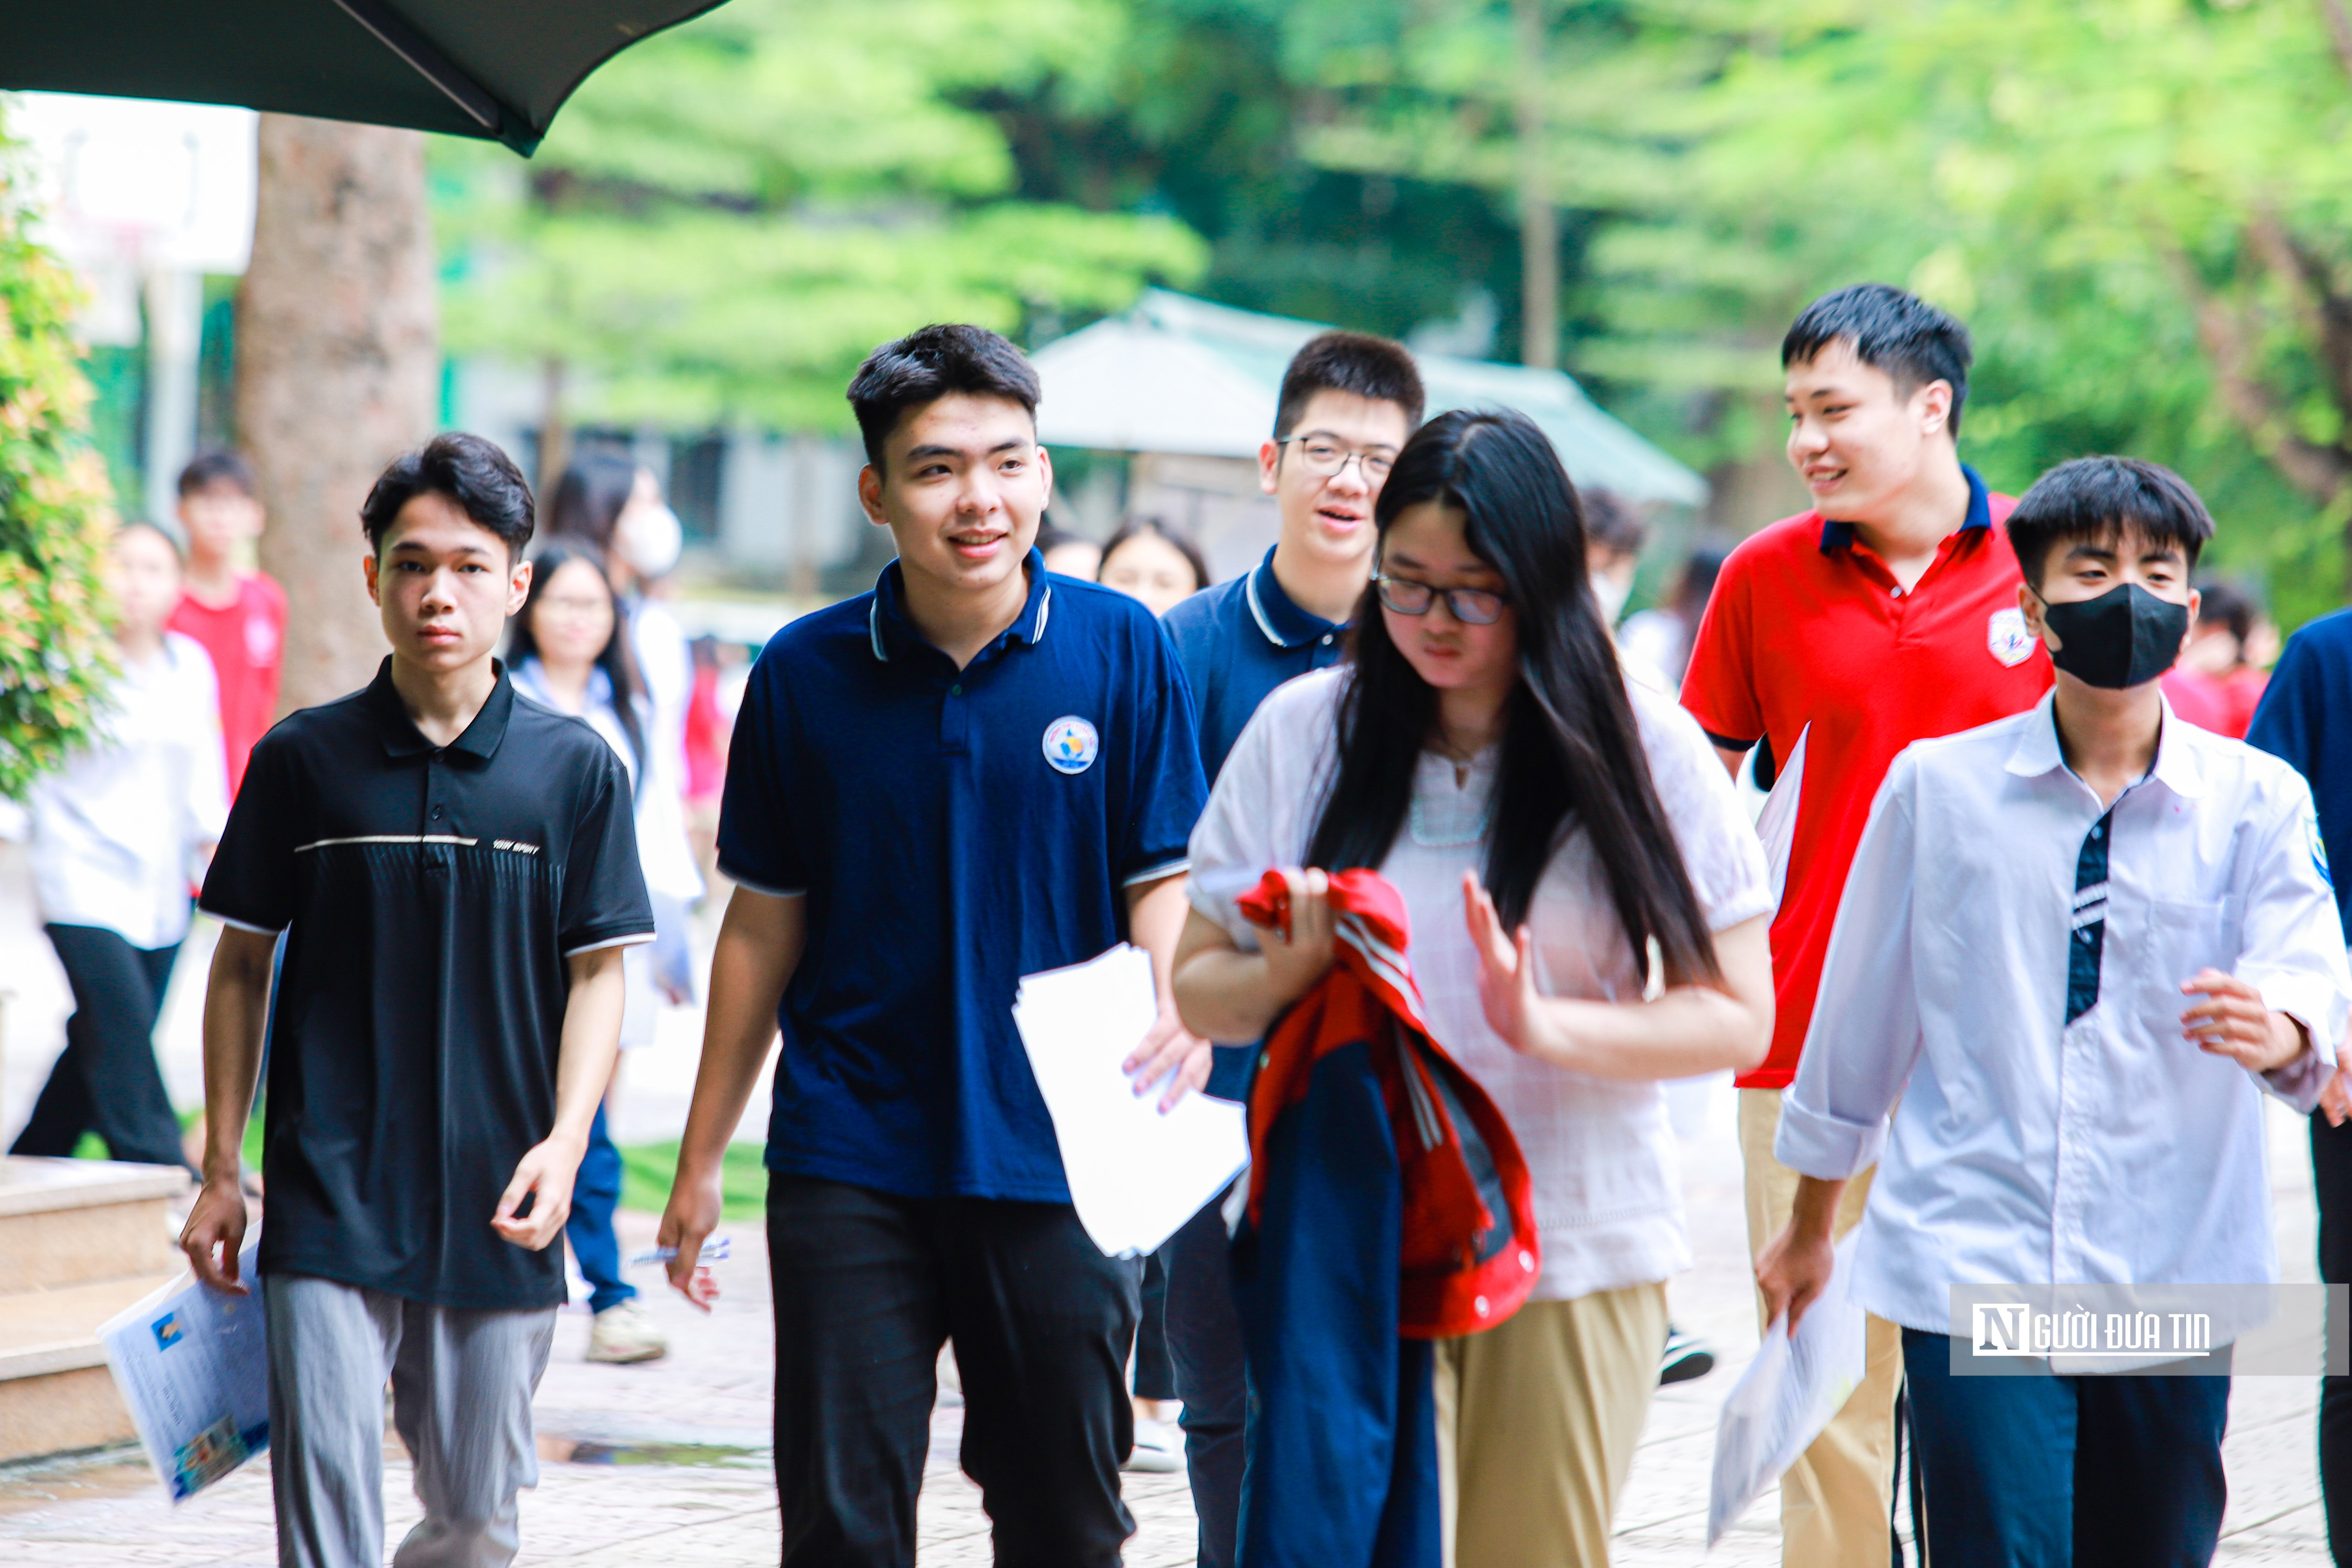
[1513,0,1558,370]
[238,115,439,715]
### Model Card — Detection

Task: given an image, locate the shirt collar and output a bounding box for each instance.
[867,550,1054,664]
[367,656,516,760]
[2003,687,2207,800]
[1243,547,1346,649]
[1819,463,1991,554]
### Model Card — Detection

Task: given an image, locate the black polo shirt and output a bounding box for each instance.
[198,659,652,1310]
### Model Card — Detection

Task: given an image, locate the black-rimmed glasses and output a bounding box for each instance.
[1373,574,1508,625]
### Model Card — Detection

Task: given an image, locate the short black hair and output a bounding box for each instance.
[179,449,257,500]
[360,433,535,558]
[2005,456,2214,591]
[1275,331,1426,442]
[847,324,1040,470]
[1782,284,1974,436]
[2194,579,2258,644]
[1580,488,1647,557]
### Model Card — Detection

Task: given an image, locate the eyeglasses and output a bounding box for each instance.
[1280,436,1395,481]
[1373,574,1508,626]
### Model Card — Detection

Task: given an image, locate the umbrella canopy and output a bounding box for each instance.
[0,0,730,156]
[1034,291,1708,510]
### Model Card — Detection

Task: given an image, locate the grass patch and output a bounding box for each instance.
[618,1140,769,1221]
[70,1109,262,1169]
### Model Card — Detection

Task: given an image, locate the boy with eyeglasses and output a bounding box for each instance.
[1158,330,1425,1568]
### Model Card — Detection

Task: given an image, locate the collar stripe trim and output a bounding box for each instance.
[869,598,889,662]
[1243,568,1286,648]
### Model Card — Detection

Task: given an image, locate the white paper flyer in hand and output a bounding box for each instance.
[1753,722,1808,914]
[98,1234,270,1502]
[1013,944,1250,1259]
[1707,1230,1866,1548]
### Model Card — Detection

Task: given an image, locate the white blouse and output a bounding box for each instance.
[1188,666,1771,1302]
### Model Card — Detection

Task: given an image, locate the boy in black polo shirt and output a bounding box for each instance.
[179,434,653,1568]
[656,325,1208,1566]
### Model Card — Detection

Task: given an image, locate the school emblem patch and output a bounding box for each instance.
[1042,716,1100,775]
[1986,607,2038,668]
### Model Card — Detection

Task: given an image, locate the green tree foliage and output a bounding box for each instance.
[0,119,116,800]
[436,0,1211,432]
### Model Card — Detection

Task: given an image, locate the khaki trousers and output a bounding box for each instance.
[1434,1280,1670,1568]
[1739,1088,1905,1568]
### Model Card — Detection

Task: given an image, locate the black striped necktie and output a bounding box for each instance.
[2066,808,2115,1025]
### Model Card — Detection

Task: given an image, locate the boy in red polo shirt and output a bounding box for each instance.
[1680,284,2052,1568]
[167,452,287,798]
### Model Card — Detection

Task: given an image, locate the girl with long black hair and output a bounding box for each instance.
[1173,409,1776,1567]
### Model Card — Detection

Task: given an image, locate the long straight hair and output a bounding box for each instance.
[509,538,649,797]
[1305,408,1720,983]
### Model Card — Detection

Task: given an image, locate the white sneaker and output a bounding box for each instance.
[1123,1416,1184,1473]
[587,1299,668,1364]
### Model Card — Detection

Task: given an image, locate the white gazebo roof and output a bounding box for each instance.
[1033,290,1706,509]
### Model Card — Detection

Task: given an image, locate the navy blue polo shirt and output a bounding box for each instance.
[2249,609,2352,940]
[1162,547,1351,783]
[717,552,1208,1201]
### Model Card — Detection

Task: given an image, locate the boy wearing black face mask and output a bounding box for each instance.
[1756,456,2351,1565]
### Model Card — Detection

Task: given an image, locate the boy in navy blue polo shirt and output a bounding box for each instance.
[1155,329,1423,1568]
[657,325,1208,1566]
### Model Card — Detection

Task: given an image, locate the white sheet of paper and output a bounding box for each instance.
[1014,944,1250,1258]
[1707,1229,1867,1548]
[1753,722,1809,915]
[98,1234,271,1502]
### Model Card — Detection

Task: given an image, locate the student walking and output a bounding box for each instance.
[178,434,653,1568]
[167,450,286,798]
[654,325,1208,1568]
[1678,283,2053,1567]
[510,538,705,1365]
[1156,329,1425,1567]
[7,521,227,1175]
[1760,457,2349,1566]
[1175,409,1776,1568]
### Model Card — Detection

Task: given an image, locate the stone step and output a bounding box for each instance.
[0,1156,196,1464]
[0,1272,186,1463]
[0,1155,188,1293]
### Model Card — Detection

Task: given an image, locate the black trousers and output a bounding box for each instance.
[2317,1112,2352,1562]
[1161,1194,1248,1568]
[766,1174,1142,1568]
[10,924,190,1172]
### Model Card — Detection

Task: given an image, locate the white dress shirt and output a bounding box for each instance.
[21,631,230,950]
[1190,667,1774,1301]
[1778,692,2352,1334]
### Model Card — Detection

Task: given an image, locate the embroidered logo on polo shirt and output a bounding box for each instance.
[1986,607,2038,668]
[1042,716,1100,775]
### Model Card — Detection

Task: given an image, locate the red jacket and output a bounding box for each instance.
[1239,868,1541,1339]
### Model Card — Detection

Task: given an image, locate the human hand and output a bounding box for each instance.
[2181,969,2307,1075]
[2322,1068,2352,1128]
[491,1133,586,1251]
[657,1164,725,1312]
[179,1174,251,1296]
[1464,872,1563,1062]
[1247,867,1338,1008]
[1754,1218,1837,1336]
[1123,1004,1213,1113]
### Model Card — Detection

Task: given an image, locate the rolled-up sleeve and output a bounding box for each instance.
[2238,771,2352,1112]
[1777,752,1926,1179]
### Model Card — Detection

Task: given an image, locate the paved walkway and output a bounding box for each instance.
[0,840,2335,1562]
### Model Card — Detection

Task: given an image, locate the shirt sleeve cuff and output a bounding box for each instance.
[1773,1092,1887,1181]
[716,862,806,899]
[2254,972,2343,1111]
[1121,857,1190,889]
[564,930,657,957]
[201,905,286,937]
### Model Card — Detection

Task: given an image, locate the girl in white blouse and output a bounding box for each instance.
[1172,409,1776,1568]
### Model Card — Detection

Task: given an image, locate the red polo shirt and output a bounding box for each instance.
[1680,467,2053,1089]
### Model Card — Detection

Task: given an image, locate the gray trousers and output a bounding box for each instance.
[265,1274,557,1568]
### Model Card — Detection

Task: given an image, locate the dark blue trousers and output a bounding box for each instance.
[1232,1040,1439,1568]
[1903,1328,2230,1568]
[564,1100,635,1315]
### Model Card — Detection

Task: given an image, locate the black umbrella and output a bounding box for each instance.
[0,0,731,156]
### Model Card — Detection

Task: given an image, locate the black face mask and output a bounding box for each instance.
[2036,582,2190,689]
